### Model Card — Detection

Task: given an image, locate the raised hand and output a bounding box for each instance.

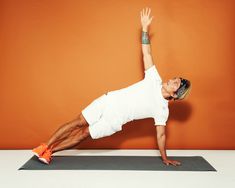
[140,7,154,30]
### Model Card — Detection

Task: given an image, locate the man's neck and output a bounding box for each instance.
[161,85,171,100]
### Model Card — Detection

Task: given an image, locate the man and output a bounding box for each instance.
[32,7,191,166]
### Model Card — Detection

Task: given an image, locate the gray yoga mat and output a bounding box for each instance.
[18,155,217,171]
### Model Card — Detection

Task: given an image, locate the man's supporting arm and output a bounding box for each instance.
[156,126,168,160]
[157,126,182,166]
[141,26,154,70]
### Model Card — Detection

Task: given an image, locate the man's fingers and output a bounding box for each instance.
[141,7,152,17]
[163,161,168,165]
[168,161,174,166]
[164,160,181,166]
[172,162,177,166]
[147,8,151,16]
[142,9,145,17]
[144,7,147,15]
[141,8,144,16]
[174,160,181,165]
[145,7,148,16]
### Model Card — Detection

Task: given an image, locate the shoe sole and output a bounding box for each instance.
[38,157,50,164]
[32,147,48,158]
[32,151,40,157]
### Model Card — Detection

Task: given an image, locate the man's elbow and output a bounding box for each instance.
[143,54,154,70]
[157,133,166,140]
[156,125,166,138]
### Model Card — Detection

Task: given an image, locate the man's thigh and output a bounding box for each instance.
[88,117,123,139]
[80,93,108,125]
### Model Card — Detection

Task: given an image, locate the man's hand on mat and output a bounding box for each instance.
[140,7,154,30]
[163,159,181,166]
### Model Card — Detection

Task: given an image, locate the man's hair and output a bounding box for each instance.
[168,77,192,101]
[174,78,191,100]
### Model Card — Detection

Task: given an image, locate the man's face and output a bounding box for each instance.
[167,77,181,93]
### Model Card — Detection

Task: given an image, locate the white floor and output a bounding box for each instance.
[0,149,235,188]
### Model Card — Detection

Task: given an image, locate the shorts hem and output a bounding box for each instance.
[81,110,92,126]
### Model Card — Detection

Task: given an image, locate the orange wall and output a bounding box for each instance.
[1,0,235,149]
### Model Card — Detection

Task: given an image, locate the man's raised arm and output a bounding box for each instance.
[140,7,154,70]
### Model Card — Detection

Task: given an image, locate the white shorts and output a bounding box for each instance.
[81,93,123,139]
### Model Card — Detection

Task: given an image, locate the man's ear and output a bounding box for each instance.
[171,93,178,98]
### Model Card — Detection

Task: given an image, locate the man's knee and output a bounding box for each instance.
[82,126,90,137]
[76,113,89,127]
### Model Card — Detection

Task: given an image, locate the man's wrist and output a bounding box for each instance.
[142,30,150,44]
[142,26,148,32]
[162,157,168,161]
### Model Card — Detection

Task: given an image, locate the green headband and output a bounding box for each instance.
[175,78,189,99]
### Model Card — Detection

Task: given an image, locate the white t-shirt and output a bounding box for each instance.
[106,65,169,126]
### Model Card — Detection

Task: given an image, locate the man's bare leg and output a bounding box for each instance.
[45,113,88,149]
[50,126,91,153]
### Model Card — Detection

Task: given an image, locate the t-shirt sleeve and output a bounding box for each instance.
[144,65,162,82]
[154,109,169,126]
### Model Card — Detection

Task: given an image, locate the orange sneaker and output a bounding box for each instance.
[32,143,48,157]
[38,148,53,164]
